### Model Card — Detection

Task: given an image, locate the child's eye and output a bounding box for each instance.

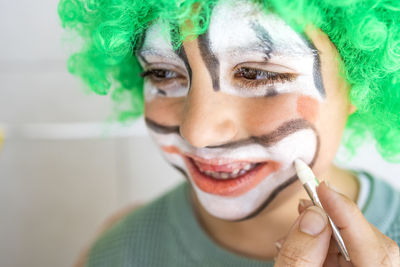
[140,69,180,80]
[234,67,295,83]
[229,67,297,97]
[141,68,189,98]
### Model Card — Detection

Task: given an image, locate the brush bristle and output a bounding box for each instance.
[294,159,315,184]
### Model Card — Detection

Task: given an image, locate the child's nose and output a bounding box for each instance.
[179,82,239,148]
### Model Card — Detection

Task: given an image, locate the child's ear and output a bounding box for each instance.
[349,103,357,115]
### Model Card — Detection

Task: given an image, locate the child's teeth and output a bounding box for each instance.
[221,173,229,179]
[243,164,252,170]
[212,173,220,179]
[201,167,254,179]
[194,160,261,180]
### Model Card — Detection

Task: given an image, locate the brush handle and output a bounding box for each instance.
[328,217,350,261]
[303,182,351,262]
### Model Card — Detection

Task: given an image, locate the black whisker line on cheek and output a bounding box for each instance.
[234,175,298,221]
[206,119,315,149]
[146,116,321,221]
[235,127,320,222]
[250,22,274,60]
[197,32,220,91]
[172,164,189,180]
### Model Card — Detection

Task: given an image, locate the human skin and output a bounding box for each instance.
[274,183,400,266]
[140,1,349,221]
[68,0,399,264]
[137,0,372,260]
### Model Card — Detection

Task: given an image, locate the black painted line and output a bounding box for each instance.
[236,131,320,221]
[250,22,274,60]
[235,175,299,221]
[156,88,167,96]
[145,116,321,221]
[197,31,220,91]
[169,22,193,88]
[299,33,326,97]
[264,87,278,97]
[205,118,315,149]
[312,50,325,97]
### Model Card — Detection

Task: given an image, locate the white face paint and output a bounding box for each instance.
[138,0,325,220]
[210,1,322,99]
[138,20,190,101]
[148,125,318,219]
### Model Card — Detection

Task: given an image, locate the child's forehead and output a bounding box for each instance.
[139,0,315,59]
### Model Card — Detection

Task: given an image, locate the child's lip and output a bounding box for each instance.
[189,156,261,173]
[184,156,281,197]
[186,153,266,165]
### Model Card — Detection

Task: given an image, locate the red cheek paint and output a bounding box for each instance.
[162,146,181,154]
[296,95,320,122]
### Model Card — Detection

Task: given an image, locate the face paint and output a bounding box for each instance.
[197,32,220,91]
[146,117,319,220]
[176,46,192,87]
[169,23,193,86]
[250,22,274,60]
[208,1,324,99]
[139,0,326,220]
[137,19,190,101]
[303,38,326,97]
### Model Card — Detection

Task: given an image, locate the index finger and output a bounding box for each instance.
[317,182,392,266]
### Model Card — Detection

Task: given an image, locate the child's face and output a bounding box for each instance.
[138,0,353,220]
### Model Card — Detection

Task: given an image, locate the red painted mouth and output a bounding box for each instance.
[183,156,281,197]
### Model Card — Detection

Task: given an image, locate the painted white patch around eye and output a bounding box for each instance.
[207,0,322,100]
[141,0,324,220]
[141,19,174,55]
[139,19,189,101]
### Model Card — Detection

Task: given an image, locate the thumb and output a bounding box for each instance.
[275,206,332,267]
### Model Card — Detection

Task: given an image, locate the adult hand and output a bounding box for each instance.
[274,182,400,266]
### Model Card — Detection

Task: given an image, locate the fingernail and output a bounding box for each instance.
[298,199,312,213]
[275,241,282,250]
[274,237,285,251]
[299,199,308,208]
[299,206,327,236]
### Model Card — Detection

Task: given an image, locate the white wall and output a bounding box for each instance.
[0,1,399,267]
[0,1,182,267]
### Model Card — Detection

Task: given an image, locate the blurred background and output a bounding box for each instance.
[0,1,399,267]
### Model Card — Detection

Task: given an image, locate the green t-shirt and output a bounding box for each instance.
[87,172,400,266]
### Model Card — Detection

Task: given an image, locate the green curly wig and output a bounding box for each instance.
[58,0,400,162]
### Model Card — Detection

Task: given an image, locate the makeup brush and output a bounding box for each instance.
[295,159,350,262]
